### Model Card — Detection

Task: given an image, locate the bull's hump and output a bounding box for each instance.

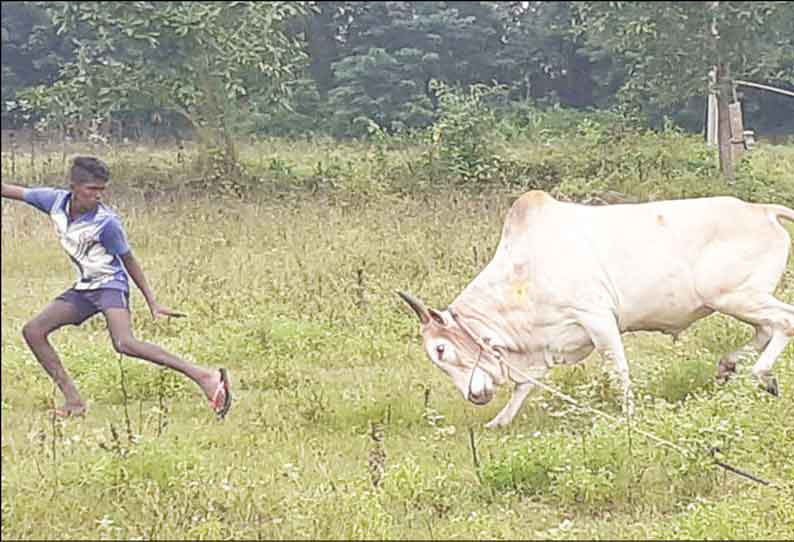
[504,190,555,237]
[517,190,553,210]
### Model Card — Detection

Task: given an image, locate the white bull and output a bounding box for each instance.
[399,190,794,428]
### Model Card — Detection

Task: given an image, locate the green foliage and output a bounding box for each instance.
[323,2,507,137]
[732,145,794,207]
[423,80,507,184]
[328,47,435,137]
[1,1,73,121]
[13,1,309,178]
[3,1,794,140]
[647,358,717,404]
[577,1,794,116]
[246,78,329,138]
[495,1,623,108]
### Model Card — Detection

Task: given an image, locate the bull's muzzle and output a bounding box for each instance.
[466,367,494,405]
[467,389,494,405]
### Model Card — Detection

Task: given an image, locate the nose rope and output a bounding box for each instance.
[448,307,483,402]
[449,307,503,402]
[446,307,777,488]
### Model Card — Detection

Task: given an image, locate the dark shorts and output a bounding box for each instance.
[55,288,130,325]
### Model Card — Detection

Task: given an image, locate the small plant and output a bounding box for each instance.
[424,80,507,185]
[367,421,386,489]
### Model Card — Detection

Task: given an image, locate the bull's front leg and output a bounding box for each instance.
[485,381,534,428]
[581,313,635,417]
[603,347,635,417]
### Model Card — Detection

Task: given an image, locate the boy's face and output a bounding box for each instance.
[70,179,107,211]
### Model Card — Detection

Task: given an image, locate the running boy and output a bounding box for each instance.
[1,156,232,418]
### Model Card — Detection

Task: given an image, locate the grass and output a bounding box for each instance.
[1,133,794,540]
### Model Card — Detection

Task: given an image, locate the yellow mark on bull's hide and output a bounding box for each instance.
[510,280,529,304]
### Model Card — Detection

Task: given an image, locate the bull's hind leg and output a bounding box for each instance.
[716,325,772,383]
[753,329,792,396]
[713,293,794,396]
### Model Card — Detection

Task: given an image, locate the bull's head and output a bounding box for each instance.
[398,290,506,405]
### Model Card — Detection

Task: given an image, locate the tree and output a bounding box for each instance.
[321,1,624,136]
[494,1,623,108]
[578,1,794,179]
[301,1,344,101]
[1,1,73,126]
[325,1,507,135]
[18,1,309,174]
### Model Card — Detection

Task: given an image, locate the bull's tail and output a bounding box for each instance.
[767,204,794,224]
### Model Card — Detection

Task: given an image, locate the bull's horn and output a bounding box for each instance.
[397,290,430,324]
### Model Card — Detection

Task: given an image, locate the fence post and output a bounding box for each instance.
[728,102,745,162]
[706,68,718,146]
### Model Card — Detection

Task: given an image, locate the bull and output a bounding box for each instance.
[399,191,794,428]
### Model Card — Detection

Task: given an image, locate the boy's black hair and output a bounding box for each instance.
[70,156,110,184]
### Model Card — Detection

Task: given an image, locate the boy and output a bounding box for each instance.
[1,156,232,418]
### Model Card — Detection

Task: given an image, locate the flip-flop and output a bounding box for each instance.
[53,406,87,418]
[210,368,233,419]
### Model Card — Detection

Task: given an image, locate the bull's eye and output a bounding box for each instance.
[435,344,445,360]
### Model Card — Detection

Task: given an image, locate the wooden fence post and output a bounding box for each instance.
[728,102,745,163]
[706,68,718,146]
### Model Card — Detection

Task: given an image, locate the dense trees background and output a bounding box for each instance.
[2,1,792,142]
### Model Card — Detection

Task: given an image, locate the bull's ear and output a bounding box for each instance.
[428,308,447,326]
[397,290,430,325]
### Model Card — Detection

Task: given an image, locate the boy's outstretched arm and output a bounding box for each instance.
[120,251,187,320]
[1,183,26,200]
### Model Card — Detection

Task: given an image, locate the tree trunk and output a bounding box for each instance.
[716,62,734,181]
[305,2,337,100]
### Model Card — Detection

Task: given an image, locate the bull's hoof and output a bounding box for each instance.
[715,373,731,385]
[485,417,509,429]
[621,398,636,418]
[716,358,737,384]
[764,376,779,397]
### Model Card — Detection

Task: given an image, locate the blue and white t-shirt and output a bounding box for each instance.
[23,188,131,292]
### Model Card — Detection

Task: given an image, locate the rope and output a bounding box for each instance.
[502,363,692,457]
[734,80,794,98]
[448,307,778,488]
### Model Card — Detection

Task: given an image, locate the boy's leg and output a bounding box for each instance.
[102,306,230,414]
[22,298,90,415]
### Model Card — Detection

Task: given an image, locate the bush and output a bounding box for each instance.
[422,80,507,185]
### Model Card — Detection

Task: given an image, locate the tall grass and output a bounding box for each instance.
[1,132,793,539]
[4,115,793,206]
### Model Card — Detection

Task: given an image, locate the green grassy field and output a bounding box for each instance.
[2,135,793,540]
